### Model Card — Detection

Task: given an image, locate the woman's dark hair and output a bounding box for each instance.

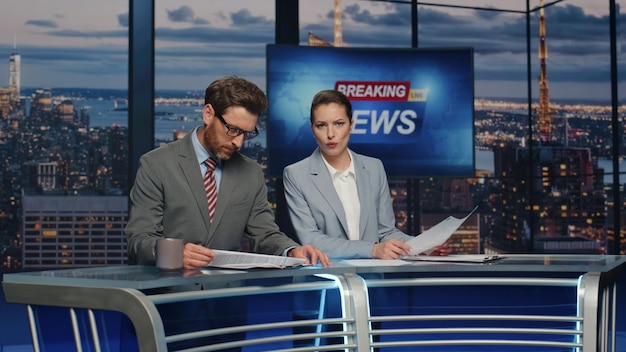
[310,89,353,123]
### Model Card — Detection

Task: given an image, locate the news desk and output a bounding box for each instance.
[3,254,625,352]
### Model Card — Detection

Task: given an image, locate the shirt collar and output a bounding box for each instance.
[322,150,356,178]
[191,126,220,166]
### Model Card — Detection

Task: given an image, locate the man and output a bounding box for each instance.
[124,76,330,350]
[125,75,330,268]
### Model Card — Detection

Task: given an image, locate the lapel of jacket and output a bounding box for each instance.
[178,133,213,237]
[310,149,350,236]
[352,152,372,239]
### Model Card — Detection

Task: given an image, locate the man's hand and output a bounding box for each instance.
[183,243,215,270]
[288,244,331,267]
[372,238,412,259]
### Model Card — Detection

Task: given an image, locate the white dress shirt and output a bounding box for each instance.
[322,152,361,241]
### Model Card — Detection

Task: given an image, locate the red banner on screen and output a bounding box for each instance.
[335,81,411,101]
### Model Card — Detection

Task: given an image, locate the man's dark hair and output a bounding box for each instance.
[204,75,267,116]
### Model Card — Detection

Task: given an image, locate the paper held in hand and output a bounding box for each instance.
[406,205,479,256]
[207,249,307,269]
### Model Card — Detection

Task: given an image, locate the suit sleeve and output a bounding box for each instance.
[125,154,164,265]
[244,165,300,255]
[373,159,414,243]
[283,164,375,259]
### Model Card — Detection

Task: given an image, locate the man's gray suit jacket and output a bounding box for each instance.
[125,131,298,265]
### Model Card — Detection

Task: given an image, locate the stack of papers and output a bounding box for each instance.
[206,250,306,269]
[401,254,504,263]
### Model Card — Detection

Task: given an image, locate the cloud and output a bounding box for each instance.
[118,13,129,28]
[25,19,58,28]
[192,17,209,25]
[46,29,127,40]
[343,3,411,26]
[166,5,208,25]
[3,1,621,95]
[474,6,502,21]
[155,26,272,44]
[230,9,272,27]
[167,6,194,22]
[301,1,619,90]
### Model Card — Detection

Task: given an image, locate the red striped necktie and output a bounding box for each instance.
[203,157,218,222]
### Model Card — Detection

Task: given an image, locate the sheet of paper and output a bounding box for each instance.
[207,250,306,269]
[341,259,412,267]
[401,254,504,263]
[406,205,478,255]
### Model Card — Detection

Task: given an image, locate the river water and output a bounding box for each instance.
[80,98,623,184]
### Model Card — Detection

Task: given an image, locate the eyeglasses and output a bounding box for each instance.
[215,114,259,140]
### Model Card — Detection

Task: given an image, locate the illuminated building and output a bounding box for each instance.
[21,192,128,268]
[0,87,10,118]
[9,52,20,104]
[483,1,608,254]
[56,99,75,123]
[488,144,606,254]
[28,162,58,191]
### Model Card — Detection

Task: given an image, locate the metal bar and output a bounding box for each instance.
[87,309,102,352]
[271,344,358,352]
[372,314,581,322]
[373,327,581,335]
[69,308,83,352]
[340,273,372,351]
[175,330,355,352]
[611,283,617,351]
[580,272,601,352]
[150,280,338,305]
[314,289,327,347]
[371,339,581,348]
[26,305,40,352]
[3,283,167,351]
[167,318,354,342]
[600,285,609,351]
[365,277,578,287]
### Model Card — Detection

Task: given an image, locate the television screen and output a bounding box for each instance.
[266,44,474,178]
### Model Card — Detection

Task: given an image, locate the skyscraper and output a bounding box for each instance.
[21,193,128,268]
[484,2,608,254]
[9,52,20,104]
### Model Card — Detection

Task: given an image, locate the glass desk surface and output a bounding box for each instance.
[3,254,624,290]
[1,262,354,290]
[339,254,626,274]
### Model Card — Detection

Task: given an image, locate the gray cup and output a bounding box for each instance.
[155,238,183,270]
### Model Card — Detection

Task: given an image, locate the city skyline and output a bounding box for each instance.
[1,11,624,269]
[0,0,622,102]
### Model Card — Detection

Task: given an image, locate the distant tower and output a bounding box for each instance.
[537,0,551,143]
[334,0,343,46]
[9,52,21,104]
[308,0,342,47]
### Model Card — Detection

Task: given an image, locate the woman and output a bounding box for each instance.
[283,89,448,259]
